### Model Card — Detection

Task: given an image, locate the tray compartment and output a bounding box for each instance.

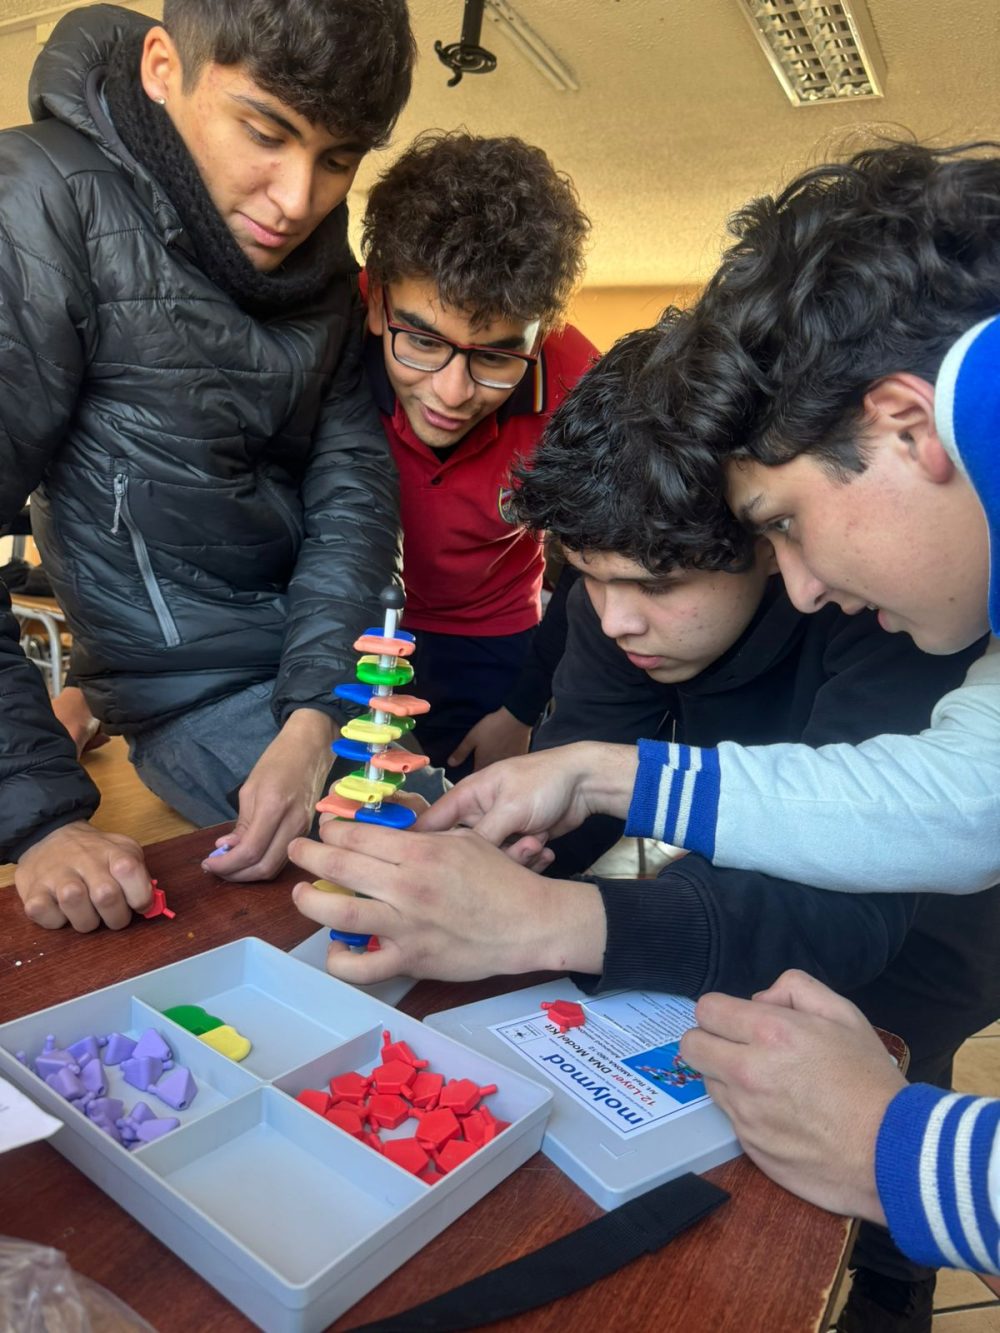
[131,937,388,1078]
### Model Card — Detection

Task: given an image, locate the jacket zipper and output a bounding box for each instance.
[111,472,181,647]
[259,474,301,548]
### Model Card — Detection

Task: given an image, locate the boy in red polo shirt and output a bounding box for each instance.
[360,132,595,776]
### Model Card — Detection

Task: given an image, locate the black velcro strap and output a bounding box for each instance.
[346,1172,729,1332]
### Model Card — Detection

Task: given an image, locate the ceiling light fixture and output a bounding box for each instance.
[485,1,579,93]
[737,0,886,106]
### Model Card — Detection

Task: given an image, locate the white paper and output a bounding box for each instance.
[489,990,710,1139]
[0,1074,63,1153]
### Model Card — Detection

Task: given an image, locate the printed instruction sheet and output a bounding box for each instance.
[490,990,710,1138]
[0,1075,62,1154]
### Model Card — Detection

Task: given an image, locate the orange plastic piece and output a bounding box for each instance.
[353,634,415,657]
[372,694,431,718]
[369,750,430,774]
[315,792,363,819]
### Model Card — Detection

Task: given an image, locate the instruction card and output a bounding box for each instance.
[489,991,709,1138]
[0,1074,62,1154]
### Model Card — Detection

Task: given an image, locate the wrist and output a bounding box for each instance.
[576,743,639,820]
[529,877,606,976]
[281,707,338,749]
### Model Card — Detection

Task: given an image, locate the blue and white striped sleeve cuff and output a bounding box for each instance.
[624,738,721,857]
[876,1084,1000,1275]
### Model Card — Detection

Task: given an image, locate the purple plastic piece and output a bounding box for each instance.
[121,1056,165,1092]
[126,1101,156,1125]
[93,1118,123,1144]
[79,1059,107,1096]
[87,1097,125,1123]
[46,1066,87,1101]
[153,1065,197,1110]
[132,1029,173,1063]
[103,1032,137,1066]
[68,1035,104,1064]
[136,1115,180,1143]
[34,1047,78,1081]
[15,1051,27,1066]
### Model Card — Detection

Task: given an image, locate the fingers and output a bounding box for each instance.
[503,833,550,867]
[753,969,868,1027]
[288,827,411,901]
[324,937,408,987]
[447,728,475,768]
[205,809,302,882]
[291,880,395,939]
[109,848,154,915]
[414,780,488,833]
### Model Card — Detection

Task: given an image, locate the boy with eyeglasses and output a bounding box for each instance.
[359,132,595,775]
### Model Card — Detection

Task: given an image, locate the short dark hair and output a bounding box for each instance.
[510,322,754,574]
[651,141,1000,477]
[361,132,590,329]
[162,0,415,149]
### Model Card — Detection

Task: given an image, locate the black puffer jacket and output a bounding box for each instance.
[0,7,400,859]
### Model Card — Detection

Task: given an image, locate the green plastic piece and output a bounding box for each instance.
[356,659,413,688]
[163,1004,224,1036]
[350,766,404,789]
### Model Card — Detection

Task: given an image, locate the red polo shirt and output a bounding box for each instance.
[365,323,597,636]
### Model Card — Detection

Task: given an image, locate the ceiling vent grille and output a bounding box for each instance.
[737,1,886,106]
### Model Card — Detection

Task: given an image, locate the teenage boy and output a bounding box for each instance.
[1,1,415,930]
[359,131,595,775]
[288,328,998,1329]
[414,145,1000,1287]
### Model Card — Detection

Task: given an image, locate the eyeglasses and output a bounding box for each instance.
[382,290,539,390]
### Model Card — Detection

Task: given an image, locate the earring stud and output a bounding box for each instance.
[155,96,166,105]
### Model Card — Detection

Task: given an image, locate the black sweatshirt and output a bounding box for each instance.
[533,576,998,1078]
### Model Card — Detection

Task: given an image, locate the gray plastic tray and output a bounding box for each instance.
[427,979,740,1211]
[0,937,551,1332]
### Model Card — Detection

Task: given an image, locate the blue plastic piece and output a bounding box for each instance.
[355,803,417,830]
[363,626,415,643]
[333,682,373,707]
[331,738,373,763]
[328,929,373,948]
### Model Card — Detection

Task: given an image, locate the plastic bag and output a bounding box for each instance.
[0,1238,155,1333]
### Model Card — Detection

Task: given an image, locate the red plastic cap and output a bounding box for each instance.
[540,1000,586,1032]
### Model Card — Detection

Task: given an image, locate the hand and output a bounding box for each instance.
[288,819,607,985]
[681,970,906,1223]
[448,706,532,771]
[15,820,152,931]
[202,709,335,882]
[51,685,109,758]
[416,741,639,851]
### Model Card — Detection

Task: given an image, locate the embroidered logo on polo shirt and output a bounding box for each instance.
[497,485,517,524]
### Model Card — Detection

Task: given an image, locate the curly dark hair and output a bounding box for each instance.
[361,132,590,328]
[647,141,1000,477]
[510,321,755,574]
[162,0,415,148]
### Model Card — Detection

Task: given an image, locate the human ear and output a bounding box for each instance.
[863,374,955,485]
[139,27,183,105]
[366,280,385,336]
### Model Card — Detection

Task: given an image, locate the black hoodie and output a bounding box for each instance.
[534,575,997,1080]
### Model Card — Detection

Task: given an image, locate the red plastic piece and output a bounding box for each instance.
[370,1059,418,1097]
[409,1071,444,1109]
[414,1107,461,1151]
[367,936,381,952]
[380,1032,428,1069]
[142,882,176,921]
[434,1138,479,1174]
[296,1088,332,1117]
[367,1093,410,1129]
[458,1106,498,1147]
[418,1165,440,1185]
[438,1079,497,1116]
[329,1071,370,1104]
[325,1104,366,1138]
[540,1000,586,1033]
[381,1138,431,1176]
[363,1130,384,1153]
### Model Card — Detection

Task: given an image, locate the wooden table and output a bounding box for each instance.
[0,827,857,1332]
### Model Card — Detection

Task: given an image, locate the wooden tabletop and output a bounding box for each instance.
[0,826,856,1332]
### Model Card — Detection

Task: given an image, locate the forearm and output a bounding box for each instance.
[626,642,1000,894]
[876,1085,1000,1273]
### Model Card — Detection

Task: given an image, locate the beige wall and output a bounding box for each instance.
[566,286,701,353]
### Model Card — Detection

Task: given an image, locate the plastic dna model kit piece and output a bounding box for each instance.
[315,586,430,946]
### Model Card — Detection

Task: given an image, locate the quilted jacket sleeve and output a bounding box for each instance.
[272,295,401,725]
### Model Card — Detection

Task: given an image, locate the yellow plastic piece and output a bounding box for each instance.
[341,717,401,745]
[336,773,397,803]
[199,1024,252,1062]
[312,878,355,896]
